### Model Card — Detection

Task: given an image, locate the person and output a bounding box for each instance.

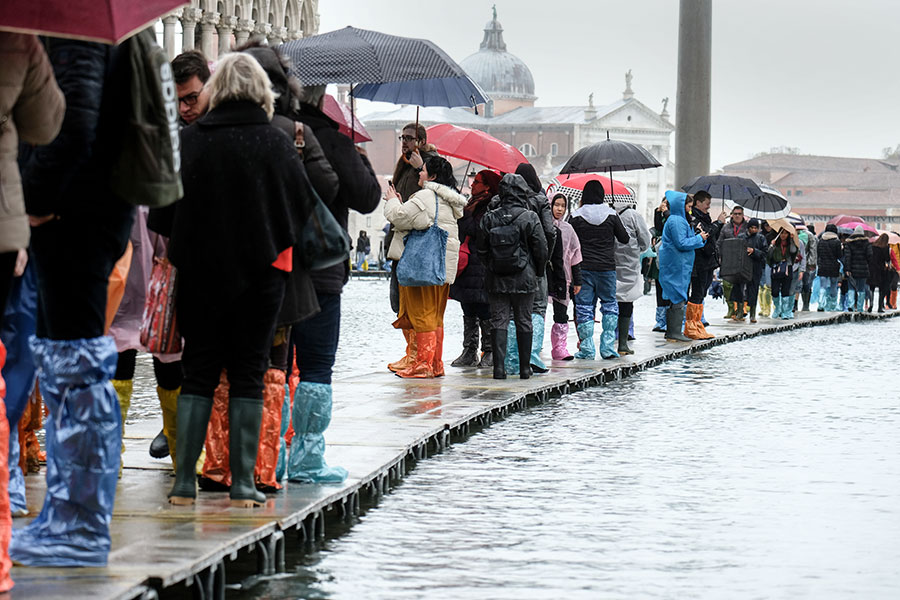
[173,50,210,126]
[13,37,136,567]
[570,181,630,359]
[448,169,501,368]
[767,228,800,319]
[384,155,466,378]
[651,196,671,332]
[791,231,808,312]
[842,225,871,313]
[477,174,548,379]
[801,224,818,310]
[165,53,312,508]
[816,223,843,311]
[869,233,892,313]
[717,205,748,319]
[612,195,651,355]
[547,193,582,360]
[287,82,380,483]
[686,191,725,339]
[889,242,900,309]
[354,230,371,270]
[739,218,769,323]
[658,192,707,341]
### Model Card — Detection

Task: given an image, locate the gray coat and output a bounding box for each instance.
[614,207,651,302]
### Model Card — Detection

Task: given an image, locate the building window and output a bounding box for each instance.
[786,190,792,196]
[795,190,802,196]
[519,143,537,157]
[550,143,559,157]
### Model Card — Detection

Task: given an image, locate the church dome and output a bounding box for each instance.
[460,9,535,101]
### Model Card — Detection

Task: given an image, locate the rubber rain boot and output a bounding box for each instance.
[573,321,596,359]
[665,303,692,342]
[652,306,667,332]
[723,282,734,318]
[149,429,169,459]
[432,327,445,377]
[801,290,811,311]
[517,328,533,379]
[168,394,214,504]
[8,427,27,517]
[478,319,493,368]
[286,382,348,483]
[617,314,633,355]
[111,378,132,477]
[492,328,508,379]
[450,316,479,367]
[228,396,267,507]
[254,369,286,492]
[505,321,519,375]
[396,331,437,378]
[0,341,14,592]
[598,313,620,359]
[731,302,745,322]
[10,337,121,567]
[550,322,573,360]
[388,329,417,372]
[200,372,231,490]
[275,383,290,483]
[749,305,757,323]
[529,314,548,373]
[157,386,180,469]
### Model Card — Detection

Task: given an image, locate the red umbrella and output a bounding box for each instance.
[426,123,527,173]
[321,94,372,143]
[843,221,879,237]
[827,214,867,227]
[0,0,187,44]
[546,173,634,205]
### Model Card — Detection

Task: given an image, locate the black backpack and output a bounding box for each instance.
[488,207,528,275]
[108,28,183,207]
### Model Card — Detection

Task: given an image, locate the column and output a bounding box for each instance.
[234,19,255,45]
[180,8,202,52]
[268,26,287,47]
[199,11,220,59]
[287,29,303,41]
[254,22,272,43]
[656,145,668,203]
[217,16,237,55]
[674,0,712,188]
[162,14,179,60]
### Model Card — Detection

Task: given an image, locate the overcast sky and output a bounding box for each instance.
[319,0,900,171]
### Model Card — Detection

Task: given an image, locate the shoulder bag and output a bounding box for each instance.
[396,191,448,287]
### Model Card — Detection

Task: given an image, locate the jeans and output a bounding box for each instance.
[354,251,367,270]
[574,270,617,324]
[291,293,341,385]
[489,292,533,332]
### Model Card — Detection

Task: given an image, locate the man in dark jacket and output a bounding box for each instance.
[843,225,872,312]
[686,190,726,338]
[477,174,547,380]
[717,205,748,318]
[739,218,769,323]
[570,180,630,359]
[172,50,210,126]
[816,223,843,311]
[14,39,136,567]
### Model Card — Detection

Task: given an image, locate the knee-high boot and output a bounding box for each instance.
[478,319,493,368]
[10,337,121,567]
[254,368,286,492]
[599,314,619,359]
[530,313,548,372]
[168,393,214,504]
[286,382,348,483]
[432,327,445,377]
[199,372,231,490]
[492,327,508,379]
[157,386,180,469]
[396,331,437,378]
[517,328,533,379]
[0,341,13,591]
[229,396,267,507]
[550,322,573,360]
[505,321,519,375]
[450,316,479,367]
[573,320,595,359]
[388,329,417,372]
[111,378,132,477]
[617,313,633,355]
[274,382,290,483]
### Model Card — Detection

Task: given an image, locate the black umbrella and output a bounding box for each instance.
[723,183,791,220]
[559,132,661,203]
[682,174,764,211]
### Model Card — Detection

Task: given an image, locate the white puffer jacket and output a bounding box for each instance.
[384,181,467,285]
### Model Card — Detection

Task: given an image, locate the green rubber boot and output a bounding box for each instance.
[168,394,213,504]
[229,396,267,507]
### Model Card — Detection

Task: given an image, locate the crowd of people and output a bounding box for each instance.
[0,30,898,584]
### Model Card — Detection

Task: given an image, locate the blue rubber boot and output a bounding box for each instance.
[286,382,348,483]
[783,296,794,320]
[8,427,27,516]
[573,321,595,359]
[770,296,781,319]
[599,313,620,359]
[653,306,667,332]
[505,320,519,375]
[10,337,120,567]
[529,314,547,372]
[275,383,290,483]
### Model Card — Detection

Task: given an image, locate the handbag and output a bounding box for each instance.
[396,191,448,287]
[298,187,351,271]
[456,236,471,277]
[139,257,182,353]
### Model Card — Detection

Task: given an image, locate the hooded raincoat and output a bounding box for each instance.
[550,212,582,303]
[614,205,652,302]
[658,191,705,304]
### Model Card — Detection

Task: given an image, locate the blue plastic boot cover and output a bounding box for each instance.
[286,382,347,483]
[1,263,38,425]
[700,302,709,326]
[654,306,667,330]
[855,289,866,313]
[10,336,121,567]
[784,295,795,319]
[599,313,620,359]
[573,320,595,359]
[275,383,290,483]
[8,427,26,515]
[530,313,546,370]
[505,320,519,375]
[628,318,635,338]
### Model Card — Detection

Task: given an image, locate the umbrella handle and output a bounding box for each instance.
[350,83,356,144]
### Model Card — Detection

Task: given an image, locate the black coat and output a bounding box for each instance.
[477,174,548,294]
[870,245,891,288]
[816,231,843,278]
[169,101,310,318]
[570,208,629,272]
[449,197,490,305]
[296,102,382,294]
[843,235,872,279]
[691,209,724,274]
[739,229,769,282]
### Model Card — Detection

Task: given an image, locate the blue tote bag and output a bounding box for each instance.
[396,191,448,287]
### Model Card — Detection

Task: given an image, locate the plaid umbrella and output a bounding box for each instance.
[682,174,764,211]
[724,183,791,220]
[546,173,634,207]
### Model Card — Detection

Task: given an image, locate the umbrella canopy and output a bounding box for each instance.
[546,173,634,205]
[843,221,879,237]
[827,214,867,226]
[724,183,791,220]
[321,94,372,142]
[767,218,800,245]
[786,212,807,231]
[426,124,526,173]
[876,230,900,245]
[559,137,661,174]
[0,0,186,44]
[682,174,764,203]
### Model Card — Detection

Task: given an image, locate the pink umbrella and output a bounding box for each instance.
[426,123,527,173]
[321,94,372,142]
[843,221,879,237]
[876,230,900,245]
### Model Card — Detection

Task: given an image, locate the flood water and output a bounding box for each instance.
[238,313,900,599]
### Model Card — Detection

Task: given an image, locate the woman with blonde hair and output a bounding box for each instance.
[165,53,313,507]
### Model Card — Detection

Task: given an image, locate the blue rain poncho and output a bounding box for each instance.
[658,191,705,304]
